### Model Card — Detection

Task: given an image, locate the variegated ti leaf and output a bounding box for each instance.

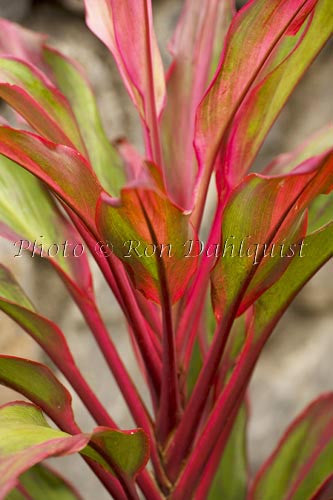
[218,0,333,187]
[0,18,126,196]
[251,221,333,346]
[6,464,82,500]
[84,0,165,162]
[0,128,103,234]
[0,57,86,154]
[211,150,333,320]
[43,47,125,196]
[0,402,89,499]
[195,0,331,195]
[0,154,93,298]
[0,264,76,371]
[249,394,333,500]
[0,19,48,73]
[0,402,149,498]
[96,164,198,303]
[162,0,234,209]
[0,356,78,432]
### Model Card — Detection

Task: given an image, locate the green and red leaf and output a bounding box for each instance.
[84,0,165,154]
[96,164,197,303]
[43,47,126,196]
[195,0,328,195]
[0,356,78,433]
[0,154,93,297]
[0,402,89,499]
[0,264,78,372]
[0,18,126,195]
[162,0,234,209]
[0,57,86,153]
[6,464,82,500]
[0,127,103,233]
[218,0,333,186]
[211,149,333,320]
[250,394,333,500]
[0,402,149,498]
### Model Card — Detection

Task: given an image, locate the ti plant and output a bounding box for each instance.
[0,0,332,498]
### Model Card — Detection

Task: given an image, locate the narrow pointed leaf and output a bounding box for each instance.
[211,151,333,320]
[0,402,90,499]
[43,47,126,196]
[0,57,86,153]
[221,0,333,185]
[96,165,197,303]
[0,154,93,296]
[0,264,78,370]
[0,401,149,499]
[0,18,126,195]
[8,464,82,500]
[84,0,165,138]
[0,127,103,233]
[195,0,321,191]
[162,0,234,209]
[250,394,333,500]
[265,126,333,176]
[0,356,77,432]
[252,221,333,344]
[0,19,48,73]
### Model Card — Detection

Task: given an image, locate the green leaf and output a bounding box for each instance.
[7,464,82,500]
[250,394,333,500]
[0,402,90,498]
[0,356,77,432]
[0,57,86,153]
[265,126,333,176]
[85,427,149,478]
[308,191,333,233]
[0,154,93,296]
[43,47,126,196]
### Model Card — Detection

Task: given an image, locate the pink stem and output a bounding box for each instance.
[75,295,152,430]
[143,1,163,167]
[69,212,162,402]
[177,198,225,355]
[171,334,261,499]
[106,254,162,402]
[137,196,180,444]
[166,306,236,480]
[193,396,246,500]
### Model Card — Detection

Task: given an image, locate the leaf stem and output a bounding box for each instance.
[137,195,181,444]
[143,0,163,167]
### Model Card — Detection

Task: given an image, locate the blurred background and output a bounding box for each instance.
[0,0,332,498]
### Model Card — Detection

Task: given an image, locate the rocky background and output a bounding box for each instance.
[0,0,332,498]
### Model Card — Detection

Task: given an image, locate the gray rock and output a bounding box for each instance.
[58,0,84,14]
[0,0,31,21]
